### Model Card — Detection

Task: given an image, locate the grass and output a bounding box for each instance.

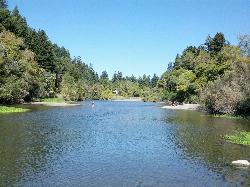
[225,131,250,146]
[0,106,30,114]
[41,98,65,103]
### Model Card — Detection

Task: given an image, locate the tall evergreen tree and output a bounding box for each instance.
[0,0,7,8]
[9,6,28,38]
[205,32,227,55]
[33,30,55,72]
[129,74,137,82]
[150,74,159,88]
[117,71,123,80]
[100,70,109,80]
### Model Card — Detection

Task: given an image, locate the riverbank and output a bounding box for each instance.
[111,96,142,102]
[29,102,81,107]
[162,104,200,110]
[111,98,142,102]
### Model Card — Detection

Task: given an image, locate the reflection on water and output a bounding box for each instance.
[0,101,250,186]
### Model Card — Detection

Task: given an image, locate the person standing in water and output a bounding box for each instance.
[92,101,95,108]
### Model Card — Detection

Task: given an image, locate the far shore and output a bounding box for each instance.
[111,97,142,102]
[162,104,200,110]
[28,102,81,107]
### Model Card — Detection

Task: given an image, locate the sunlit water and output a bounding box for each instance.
[0,101,250,186]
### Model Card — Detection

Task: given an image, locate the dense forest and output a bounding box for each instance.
[0,1,249,115]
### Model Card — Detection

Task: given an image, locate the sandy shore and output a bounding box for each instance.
[29,102,81,107]
[162,104,200,110]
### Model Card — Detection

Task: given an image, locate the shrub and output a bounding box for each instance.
[200,60,250,115]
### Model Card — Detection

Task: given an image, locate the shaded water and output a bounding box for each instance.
[0,101,250,186]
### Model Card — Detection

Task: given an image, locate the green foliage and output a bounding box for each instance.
[174,46,198,70]
[0,106,29,113]
[150,73,159,88]
[42,97,65,103]
[0,31,41,103]
[100,87,113,100]
[32,30,55,72]
[34,69,56,99]
[161,91,177,102]
[200,60,250,115]
[158,68,196,102]
[159,33,250,116]
[207,114,244,119]
[142,87,162,102]
[76,79,87,101]
[226,131,250,146]
[0,2,112,103]
[205,32,228,55]
[112,71,123,82]
[0,76,28,103]
[100,70,109,80]
[111,80,140,98]
[0,0,7,8]
[61,73,79,101]
[9,7,28,38]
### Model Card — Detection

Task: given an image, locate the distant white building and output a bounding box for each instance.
[113,90,118,95]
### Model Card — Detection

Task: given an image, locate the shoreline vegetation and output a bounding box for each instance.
[30,97,80,106]
[0,106,29,114]
[205,114,247,120]
[226,131,250,146]
[29,102,80,107]
[0,1,249,117]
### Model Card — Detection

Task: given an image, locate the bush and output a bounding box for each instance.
[0,76,29,103]
[0,31,44,103]
[200,60,250,115]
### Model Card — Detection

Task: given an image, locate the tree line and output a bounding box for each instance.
[0,1,160,103]
[158,32,250,115]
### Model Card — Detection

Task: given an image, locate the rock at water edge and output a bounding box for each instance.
[232,160,250,167]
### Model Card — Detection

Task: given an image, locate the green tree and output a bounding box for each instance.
[0,31,41,103]
[9,7,28,38]
[100,70,109,80]
[32,30,55,72]
[200,60,250,115]
[158,68,196,102]
[0,0,7,8]
[205,32,227,55]
[150,74,159,88]
[61,73,78,101]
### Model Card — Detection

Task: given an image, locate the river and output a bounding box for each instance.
[0,101,250,186]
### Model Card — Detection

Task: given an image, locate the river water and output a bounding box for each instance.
[0,101,250,186]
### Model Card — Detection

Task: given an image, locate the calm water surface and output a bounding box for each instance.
[0,101,250,186]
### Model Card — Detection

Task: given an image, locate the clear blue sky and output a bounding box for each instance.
[8,0,250,77]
